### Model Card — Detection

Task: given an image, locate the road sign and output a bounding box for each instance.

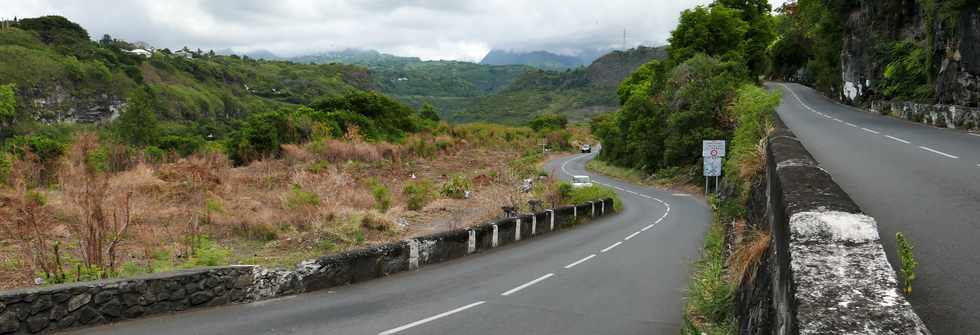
[703,157,722,177]
[702,140,726,157]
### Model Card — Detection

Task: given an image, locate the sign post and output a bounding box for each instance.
[702,140,725,195]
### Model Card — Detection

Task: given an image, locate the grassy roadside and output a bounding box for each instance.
[682,196,736,334]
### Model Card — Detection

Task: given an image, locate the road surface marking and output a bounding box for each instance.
[861,127,880,134]
[823,115,833,119]
[969,133,980,137]
[672,193,691,197]
[642,224,655,231]
[501,273,554,296]
[601,242,622,253]
[885,135,911,144]
[564,254,596,269]
[378,301,486,335]
[833,118,843,122]
[919,146,959,159]
[845,122,858,128]
[624,231,642,240]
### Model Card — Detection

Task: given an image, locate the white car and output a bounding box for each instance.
[580,144,591,153]
[571,175,593,188]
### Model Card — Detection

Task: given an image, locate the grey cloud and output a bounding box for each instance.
[6,0,756,61]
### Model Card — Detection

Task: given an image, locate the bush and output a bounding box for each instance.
[285,184,320,209]
[403,180,434,211]
[0,152,11,185]
[724,84,780,197]
[563,183,622,212]
[143,146,165,163]
[440,174,471,199]
[528,113,568,131]
[371,180,392,212]
[183,235,230,267]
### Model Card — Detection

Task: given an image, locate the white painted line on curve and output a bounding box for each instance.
[861,127,880,134]
[919,146,959,159]
[501,273,554,296]
[845,122,858,128]
[378,301,486,335]
[833,118,843,122]
[600,242,622,253]
[672,193,691,197]
[885,135,911,144]
[564,254,596,269]
[624,231,641,240]
[641,224,655,231]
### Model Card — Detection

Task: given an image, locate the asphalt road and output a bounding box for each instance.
[68,152,710,335]
[771,82,980,334]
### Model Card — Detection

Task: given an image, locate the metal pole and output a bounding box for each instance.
[715,176,720,195]
[705,176,709,196]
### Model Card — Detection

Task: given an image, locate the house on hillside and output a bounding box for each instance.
[175,49,193,59]
[125,49,152,58]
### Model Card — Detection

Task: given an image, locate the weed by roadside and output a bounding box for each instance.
[896,232,917,296]
[682,197,736,335]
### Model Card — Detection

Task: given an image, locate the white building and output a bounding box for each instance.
[126,49,152,58]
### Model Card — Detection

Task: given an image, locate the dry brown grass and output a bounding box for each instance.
[0,131,553,289]
[728,223,771,286]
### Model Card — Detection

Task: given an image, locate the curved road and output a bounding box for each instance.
[771,83,980,334]
[68,152,710,335]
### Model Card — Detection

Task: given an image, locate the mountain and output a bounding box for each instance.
[291,49,531,98]
[443,45,669,124]
[480,49,586,70]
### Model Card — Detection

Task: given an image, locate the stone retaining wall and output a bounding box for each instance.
[0,198,614,334]
[869,100,980,131]
[735,115,929,334]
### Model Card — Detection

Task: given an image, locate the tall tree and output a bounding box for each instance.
[115,86,159,146]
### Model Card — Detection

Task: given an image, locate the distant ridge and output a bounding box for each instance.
[480,49,587,70]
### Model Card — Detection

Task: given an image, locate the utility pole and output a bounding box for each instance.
[623,29,627,51]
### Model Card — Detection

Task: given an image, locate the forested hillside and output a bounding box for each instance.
[480,49,587,70]
[444,46,668,124]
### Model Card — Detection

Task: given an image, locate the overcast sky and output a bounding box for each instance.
[6,0,791,61]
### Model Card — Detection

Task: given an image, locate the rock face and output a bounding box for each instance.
[20,84,125,124]
[0,199,614,334]
[735,115,929,335]
[840,0,980,108]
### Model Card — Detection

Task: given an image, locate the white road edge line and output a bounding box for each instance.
[378,301,486,335]
[600,242,622,253]
[642,223,655,231]
[564,254,596,269]
[969,133,980,137]
[624,231,642,241]
[919,146,959,159]
[885,135,911,144]
[501,273,554,296]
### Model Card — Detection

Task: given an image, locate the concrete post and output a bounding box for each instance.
[590,201,595,218]
[547,209,555,231]
[408,239,420,271]
[515,218,521,241]
[467,230,476,254]
[492,224,499,248]
[573,206,577,219]
[531,215,537,235]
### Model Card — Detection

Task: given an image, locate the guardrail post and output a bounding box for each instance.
[547,209,555,231]
[408,239,420,271]
[590,201,595,218]
[531,215,537,235]
[467,230,476,254]
[515,218,522,241]
[491,224,499,247]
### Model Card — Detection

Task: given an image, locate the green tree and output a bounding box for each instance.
[0,84,15,125]
[420,103,440,121]
[668,5,749,66]
[528,113,568,132]
[115,86,160,146]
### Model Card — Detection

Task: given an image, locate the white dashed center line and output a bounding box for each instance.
[378,301,486,335]
[861,127,880,134]
[919,146,959,159]
[600,242,622,253]
[641,223,655,231]
[564,254,596,269]
[501,273,554,296]
[885,135,911,144]
[845,122,858,128]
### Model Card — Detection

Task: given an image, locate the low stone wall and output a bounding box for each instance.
[735,116,929,334]
[0,198,614,334]
[869,100,980,130]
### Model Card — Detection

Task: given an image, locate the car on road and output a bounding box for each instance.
[580,144,591,153]
[571,175,593,188]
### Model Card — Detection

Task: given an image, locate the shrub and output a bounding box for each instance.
[285,184,320,209]
[563,183,622,212]
[403,180,434,211]
[0,151,11,185]
[371,180,392,212]
[183,235,230,267]
[440,174,471,199]
[896,232,918,296]
[143,146,165,163]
